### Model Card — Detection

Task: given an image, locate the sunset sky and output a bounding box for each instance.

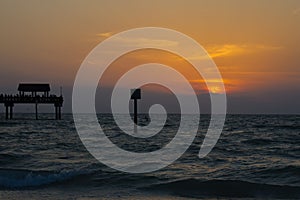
[0,0,299,114]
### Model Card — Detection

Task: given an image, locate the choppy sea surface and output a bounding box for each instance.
[0,114,299,199]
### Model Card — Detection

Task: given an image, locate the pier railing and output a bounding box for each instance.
[0,95,63,104]
[0,94,63,120]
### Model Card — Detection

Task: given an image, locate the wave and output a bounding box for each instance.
[253,124,300,130]
[241,138,274,145]
[253,165,300,179]
[0,168,91,188]
[143,178,300,199]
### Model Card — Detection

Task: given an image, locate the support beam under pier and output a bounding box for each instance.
[9,106,13,119]
[35,103,38,120]
[5,106,8,120]
[54,105,62,120]
[4,103,14,120]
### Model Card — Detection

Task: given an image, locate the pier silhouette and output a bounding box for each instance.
[0,83,63,120]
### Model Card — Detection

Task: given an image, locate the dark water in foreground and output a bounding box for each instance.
[0,114,299,199]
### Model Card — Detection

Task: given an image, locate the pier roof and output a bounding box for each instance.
[18,83,50,92]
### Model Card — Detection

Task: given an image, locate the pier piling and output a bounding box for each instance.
[35,103,38,120]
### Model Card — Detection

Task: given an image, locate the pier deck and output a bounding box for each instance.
[0,95,63,120]
[0,83,63,120]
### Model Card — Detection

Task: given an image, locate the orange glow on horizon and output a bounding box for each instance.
[99,49,221,95]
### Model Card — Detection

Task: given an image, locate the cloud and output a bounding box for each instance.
[206,44,245,58]
[113,36,179,48]
[205,44,282,58]
[96,32,114,38]
[189,78,228,94]
[94,32,282,65]
[293,7,300,15]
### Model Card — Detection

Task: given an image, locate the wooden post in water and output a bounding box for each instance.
[58,106,61,120]
[134,98,137,124]
[130,88,141,126]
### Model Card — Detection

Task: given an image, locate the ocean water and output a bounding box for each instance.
[0,114,299,199]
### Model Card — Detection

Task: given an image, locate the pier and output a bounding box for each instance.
[0,83,63,120]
